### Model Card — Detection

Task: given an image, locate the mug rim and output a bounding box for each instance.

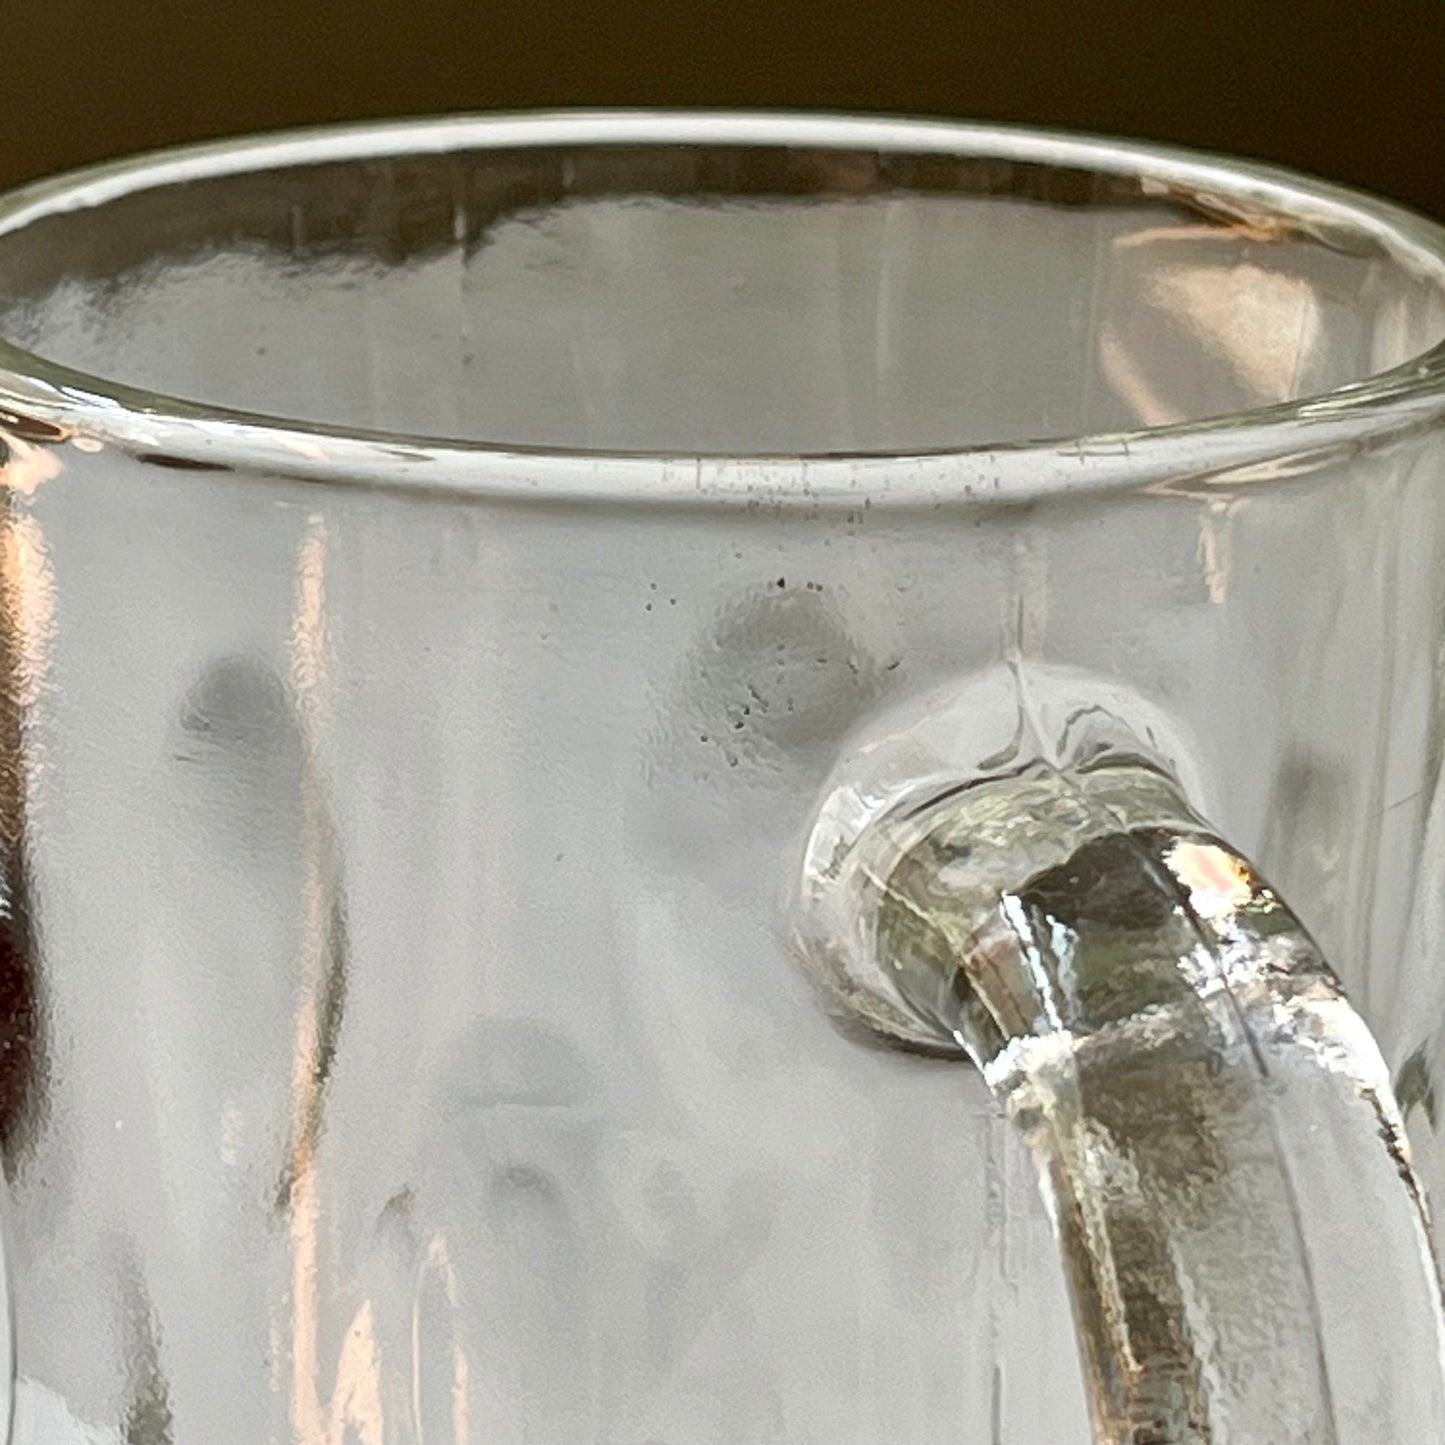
[1,108,1443,509]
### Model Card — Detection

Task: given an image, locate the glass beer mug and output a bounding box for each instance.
[0,112,1442,1445]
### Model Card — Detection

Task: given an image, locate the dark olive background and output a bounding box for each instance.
[3,0,1443,217]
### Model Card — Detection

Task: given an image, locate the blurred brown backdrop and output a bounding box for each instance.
[4,0,1443,218]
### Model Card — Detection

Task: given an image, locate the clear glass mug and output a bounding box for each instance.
[0,112,1442,1445]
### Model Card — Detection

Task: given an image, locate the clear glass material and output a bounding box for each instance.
[0,112,1442,1445]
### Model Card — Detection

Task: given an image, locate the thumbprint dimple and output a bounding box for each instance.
[440,1017,600,1114]
[170,655,308,860]
[490,1162,556,1199]
[174,654,297,764]
[655,584,886,788]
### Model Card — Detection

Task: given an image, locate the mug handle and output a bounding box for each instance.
[805,733,1445,1441]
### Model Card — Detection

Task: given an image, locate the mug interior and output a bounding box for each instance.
[1,122,1444,455]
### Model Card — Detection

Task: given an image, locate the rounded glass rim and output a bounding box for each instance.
[1,108,1444,508]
